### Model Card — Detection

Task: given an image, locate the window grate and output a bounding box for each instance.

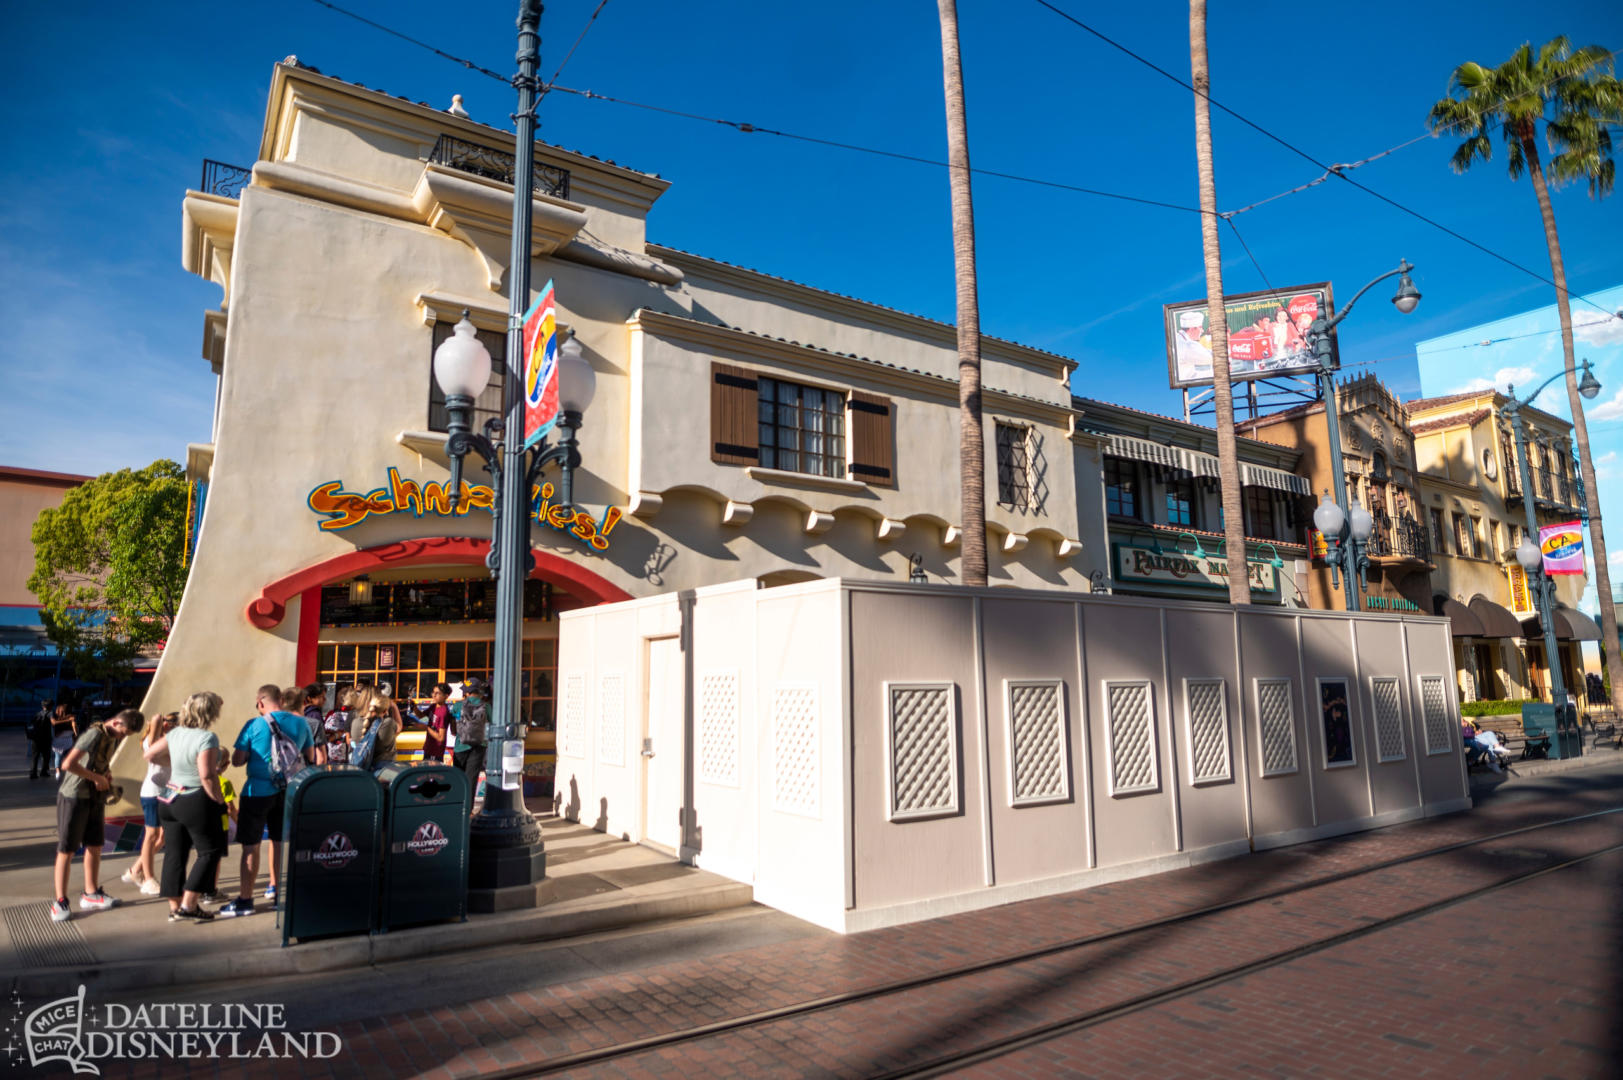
[996,423,1035,511]
[428,320,506,434]
[758,376,845,479]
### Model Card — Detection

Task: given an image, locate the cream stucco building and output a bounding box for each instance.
[133,61,1107,795]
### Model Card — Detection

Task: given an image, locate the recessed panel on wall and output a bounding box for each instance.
[1369,676,1406,762]
[886,682,959,821]
[559,672,586,759]
[1316,677,1357,770]
[1183,677,1232,785]
[1418,674,1454,755]
[773,684,820,819]
[597,671,625,767]
[1103,680,1158,797]
[700,669,740,787]
[1254,677,1299,777]
[1005,679,1069,807]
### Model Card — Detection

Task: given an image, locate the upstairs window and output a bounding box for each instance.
[758,377,846,479]
[996,423,1035,511]
[428,320,506,433]
[1105,458,1139,520]
[1244,487,1277,540]
[1453,512,1475,558]
[1165,476,1196,527]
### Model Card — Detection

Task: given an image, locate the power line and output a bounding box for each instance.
[542,0,612,93]
[1223,217,1278,297]
[1031,0,1623,325]
[308,0,509,83]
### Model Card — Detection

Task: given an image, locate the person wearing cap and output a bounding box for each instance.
[1174,309,1212,379]
[452,677,490,810]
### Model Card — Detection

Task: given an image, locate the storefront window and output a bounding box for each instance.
[317,637,557,729]
[319,578,551,627]
[758,376,845,478]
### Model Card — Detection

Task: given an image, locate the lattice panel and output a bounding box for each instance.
[1371,677,1406,762]
[559,673,586,759]
[1420,675,1453,755]
[1008,681,1067,805]
[889,684,958,818]
[1186,679,1231,784]
[1106,681,1157,795]
[773,685,819,818]
[699,670,740,786]
[1256,679,1298,776]
[597,672,626,767]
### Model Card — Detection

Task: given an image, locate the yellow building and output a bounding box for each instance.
[1407,389,1596,702]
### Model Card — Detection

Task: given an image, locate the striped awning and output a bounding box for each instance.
[1104,435,1309,496]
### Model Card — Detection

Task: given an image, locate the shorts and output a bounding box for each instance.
[141,797,161,828]
[57,795,105,854]
[235,791,286,848]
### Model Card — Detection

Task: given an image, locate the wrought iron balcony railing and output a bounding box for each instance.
[428,135,570,199]
[1367,513,1430,561]
[200,159,251,199]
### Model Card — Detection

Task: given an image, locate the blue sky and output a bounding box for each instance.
[3,0,1621,476]
[1416,282,1623,613]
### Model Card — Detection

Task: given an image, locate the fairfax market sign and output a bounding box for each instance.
[308,469,622,551]
[1114,543,1277,593]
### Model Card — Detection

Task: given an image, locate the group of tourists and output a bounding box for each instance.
[47,676,493,925]
[27,702,82,781]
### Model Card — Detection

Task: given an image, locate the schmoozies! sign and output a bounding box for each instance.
[308,468,622,551]
[1114,543,1277,593]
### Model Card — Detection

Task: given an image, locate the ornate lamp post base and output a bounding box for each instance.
[468,810,548,912]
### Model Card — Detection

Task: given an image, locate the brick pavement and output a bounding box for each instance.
[93,773,1623,1080]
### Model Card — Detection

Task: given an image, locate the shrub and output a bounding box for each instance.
[1461,698,1536,716]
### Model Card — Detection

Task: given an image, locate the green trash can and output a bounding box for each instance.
[281,765,383,946]
[376,763,470,933]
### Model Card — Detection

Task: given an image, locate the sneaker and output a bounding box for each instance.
[264,884,277,901]
[200,889,230,904]
[140,879,161,896]
[216,898,255,919]
[49,899,70,923]
[168,906,214,923]
[121,868,143,886]
[79,889,120,912]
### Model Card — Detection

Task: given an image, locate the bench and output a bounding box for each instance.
[1473,717,1552,760]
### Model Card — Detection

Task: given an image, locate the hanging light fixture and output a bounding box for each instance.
[348,575,374,605]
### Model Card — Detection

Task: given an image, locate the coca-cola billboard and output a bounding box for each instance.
[1164,283,1338,389]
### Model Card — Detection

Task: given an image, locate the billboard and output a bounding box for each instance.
[1164,283,1337,389]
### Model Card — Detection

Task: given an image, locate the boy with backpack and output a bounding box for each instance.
[219,685,313,918]
[50,708,145,921]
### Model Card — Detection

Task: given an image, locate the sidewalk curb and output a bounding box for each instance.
[9,879,754,997]
[1470,745,1623,790]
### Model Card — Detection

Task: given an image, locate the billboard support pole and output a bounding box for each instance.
[1317,365,1359,612]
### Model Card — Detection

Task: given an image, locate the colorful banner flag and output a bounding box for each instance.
[1506,564,1533,615]
[1539,520,1585,575]
[521,279,560,450]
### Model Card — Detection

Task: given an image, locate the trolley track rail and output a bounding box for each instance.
[475,805,1623,1079]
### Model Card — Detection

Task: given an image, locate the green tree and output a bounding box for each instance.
[1428,38,1623,707]
[28,460,189,685]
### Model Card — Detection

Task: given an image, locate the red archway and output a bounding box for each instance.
[245,536,633,683]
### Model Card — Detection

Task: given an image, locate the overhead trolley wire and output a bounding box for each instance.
[1031,0,1623,324]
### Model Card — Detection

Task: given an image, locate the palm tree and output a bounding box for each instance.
[936,0,987,587]
[1189,0,1249,604]
[1429,39,1623,706]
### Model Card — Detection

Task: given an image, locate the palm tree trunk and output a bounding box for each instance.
[937,0,987,587]
[1189,0,1248,604]
[1521,131,1623,713]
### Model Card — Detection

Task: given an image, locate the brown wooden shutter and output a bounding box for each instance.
[848,391,894,487]
[711,362,760,465]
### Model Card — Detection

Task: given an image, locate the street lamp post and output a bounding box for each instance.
[1507,358,1601,758]
[428,0,603,912]
[1304,260,1421,611]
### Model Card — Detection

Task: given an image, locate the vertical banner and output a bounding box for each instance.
[1539,520,1585,575]
[1506,564,1533,615]
[521,279,560,450]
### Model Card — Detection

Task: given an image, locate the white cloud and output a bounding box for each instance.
[1588,387,1623,422]
[1594,451,1619,480]
[1610,550,1623,567]
[1447,365,1538,395]
[1575,311,1623,347]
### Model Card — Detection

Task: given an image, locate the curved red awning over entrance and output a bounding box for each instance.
[245,536,632,629]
